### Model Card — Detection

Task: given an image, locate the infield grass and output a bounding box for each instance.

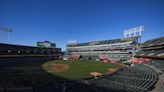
[42,60,124,80]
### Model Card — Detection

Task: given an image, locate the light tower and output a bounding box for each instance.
[123,25,144,43]
[67,40,77,45]
[0,27,12,43]
[123,26,144,58]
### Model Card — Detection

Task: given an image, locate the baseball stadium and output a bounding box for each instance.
[0,26,164,92]
[0,0,164,92]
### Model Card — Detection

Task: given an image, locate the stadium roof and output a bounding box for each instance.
[67,36,139,47]
[141,36,164,47]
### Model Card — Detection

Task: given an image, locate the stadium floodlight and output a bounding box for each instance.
[67,40,77,44]
[0,27,13,43]
[1,27,12,32]
[124,26,144,38]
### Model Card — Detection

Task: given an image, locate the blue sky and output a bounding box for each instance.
[0,0,164,50]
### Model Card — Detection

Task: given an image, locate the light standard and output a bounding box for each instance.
[0,27,12,43]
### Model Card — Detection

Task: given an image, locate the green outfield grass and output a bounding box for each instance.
[42,60,124,80]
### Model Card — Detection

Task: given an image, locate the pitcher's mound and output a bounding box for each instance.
[48,64,69,72]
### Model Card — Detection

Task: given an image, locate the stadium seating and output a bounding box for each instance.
[0,43,61,59]
[137,50,164,57]
[66,36,139,61]
[143,59,164,72]
[87,64,158,92]
[67,36,139,47]
[6,87,33,92]
[142,59,164,92]
[136,37,164,59]
[141,37,164,47]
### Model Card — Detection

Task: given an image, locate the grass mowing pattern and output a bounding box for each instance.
[42,60,124,80]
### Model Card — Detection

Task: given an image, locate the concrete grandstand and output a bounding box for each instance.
[66,36,140,62]
[136,36,164,59]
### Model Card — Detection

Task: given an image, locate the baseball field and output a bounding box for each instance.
[42,60,125,80]
[0,59,126,88]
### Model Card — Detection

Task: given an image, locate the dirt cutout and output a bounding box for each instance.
[90,72,102,77]
[48,64,69,72]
